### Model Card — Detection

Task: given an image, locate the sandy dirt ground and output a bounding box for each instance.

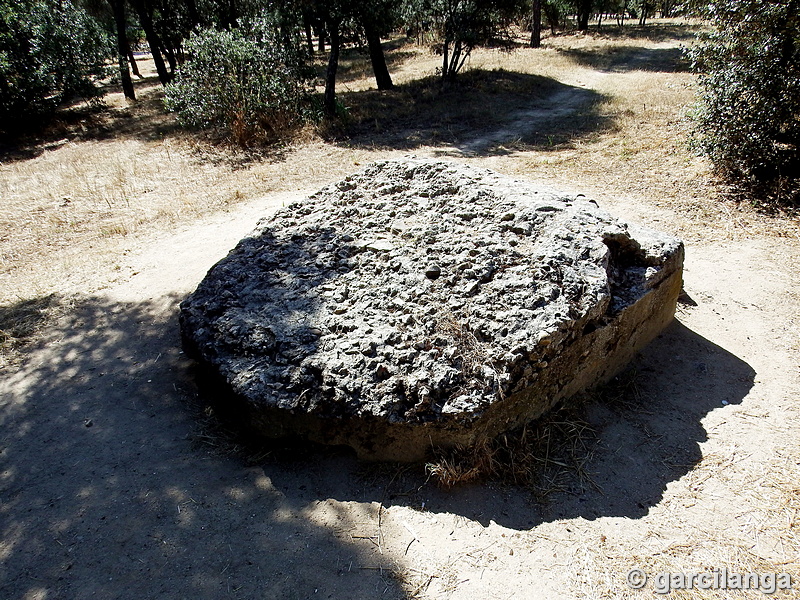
[2,30,800,600]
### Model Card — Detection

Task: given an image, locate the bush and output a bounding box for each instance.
[688,0,800,207]
[164,19,313,146]
[0,0,112,132]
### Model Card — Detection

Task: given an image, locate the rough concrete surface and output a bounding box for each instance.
[180,159,684,460]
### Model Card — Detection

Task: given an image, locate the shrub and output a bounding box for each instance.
[688,0,800,207]
[164,19,313,146]
[0,0,112,132]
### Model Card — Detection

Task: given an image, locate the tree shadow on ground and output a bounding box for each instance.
[0,294,63,361]
[0,293,409,600]
[0,279,754,599]
[234,316,755,530]
[565,22,702,43]
[327,69,612,154]
[557,44,690,73]
[0,79,178,163]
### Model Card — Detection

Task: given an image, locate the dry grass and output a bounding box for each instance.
[0,293,70,368]
[426,394,599,499]
[568,457,800,599]
[0,76,387,305]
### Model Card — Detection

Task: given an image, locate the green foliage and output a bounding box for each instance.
[358,0,400,34]
[689,0,800,206]
[0,0,113,131]
[405,0,526,80]
[164,17,314,145]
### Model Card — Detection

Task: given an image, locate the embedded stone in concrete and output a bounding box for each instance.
[180,159,684,461]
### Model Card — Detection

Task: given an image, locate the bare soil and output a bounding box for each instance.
[2,20,799,600]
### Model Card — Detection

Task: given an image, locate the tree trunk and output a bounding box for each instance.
[577,0,592,31]
[543,1,558,35]
[130,0,171,84]
[127,51,141,78]
[639,2,648,26]
[442,36,450,80]
[164,46,177,75]
[363,21,393,90]
[318,24,326,53]
[303,14,314,55]
[324,20,340,118]
[779,0,798,69]
[186,0,201,28]
[228,0,238,28]
[109,0,135,100]
[530,0,542,48]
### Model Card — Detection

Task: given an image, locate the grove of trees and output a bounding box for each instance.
[0,0,695,127]
[1,0,797,206]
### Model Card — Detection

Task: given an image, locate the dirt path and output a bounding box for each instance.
[3,34,800,600]
[459,83,602,155]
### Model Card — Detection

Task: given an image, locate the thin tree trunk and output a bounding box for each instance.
[303,14,314,54]
[324,19,340,117]
[530,0,542,48]
[779,0,798,69]
[130,0,171,84]
[318,24,326,53]
[109,0,135,99]
[164,45,177,75]
[127,51,141,78]
[186,0,203,29]
[454,42,470,74]
[228,0,237,28]
[449,41,459,76]
[543,1,558,35]
[442,37,449,80]
[363,21,393,90]
[186,0,201,28]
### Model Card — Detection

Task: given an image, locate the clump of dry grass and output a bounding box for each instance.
[0,293,69,367]
[426,438,498,488]
[426,368,646,494]
[432,311,497,392]
[426,397,599,499]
